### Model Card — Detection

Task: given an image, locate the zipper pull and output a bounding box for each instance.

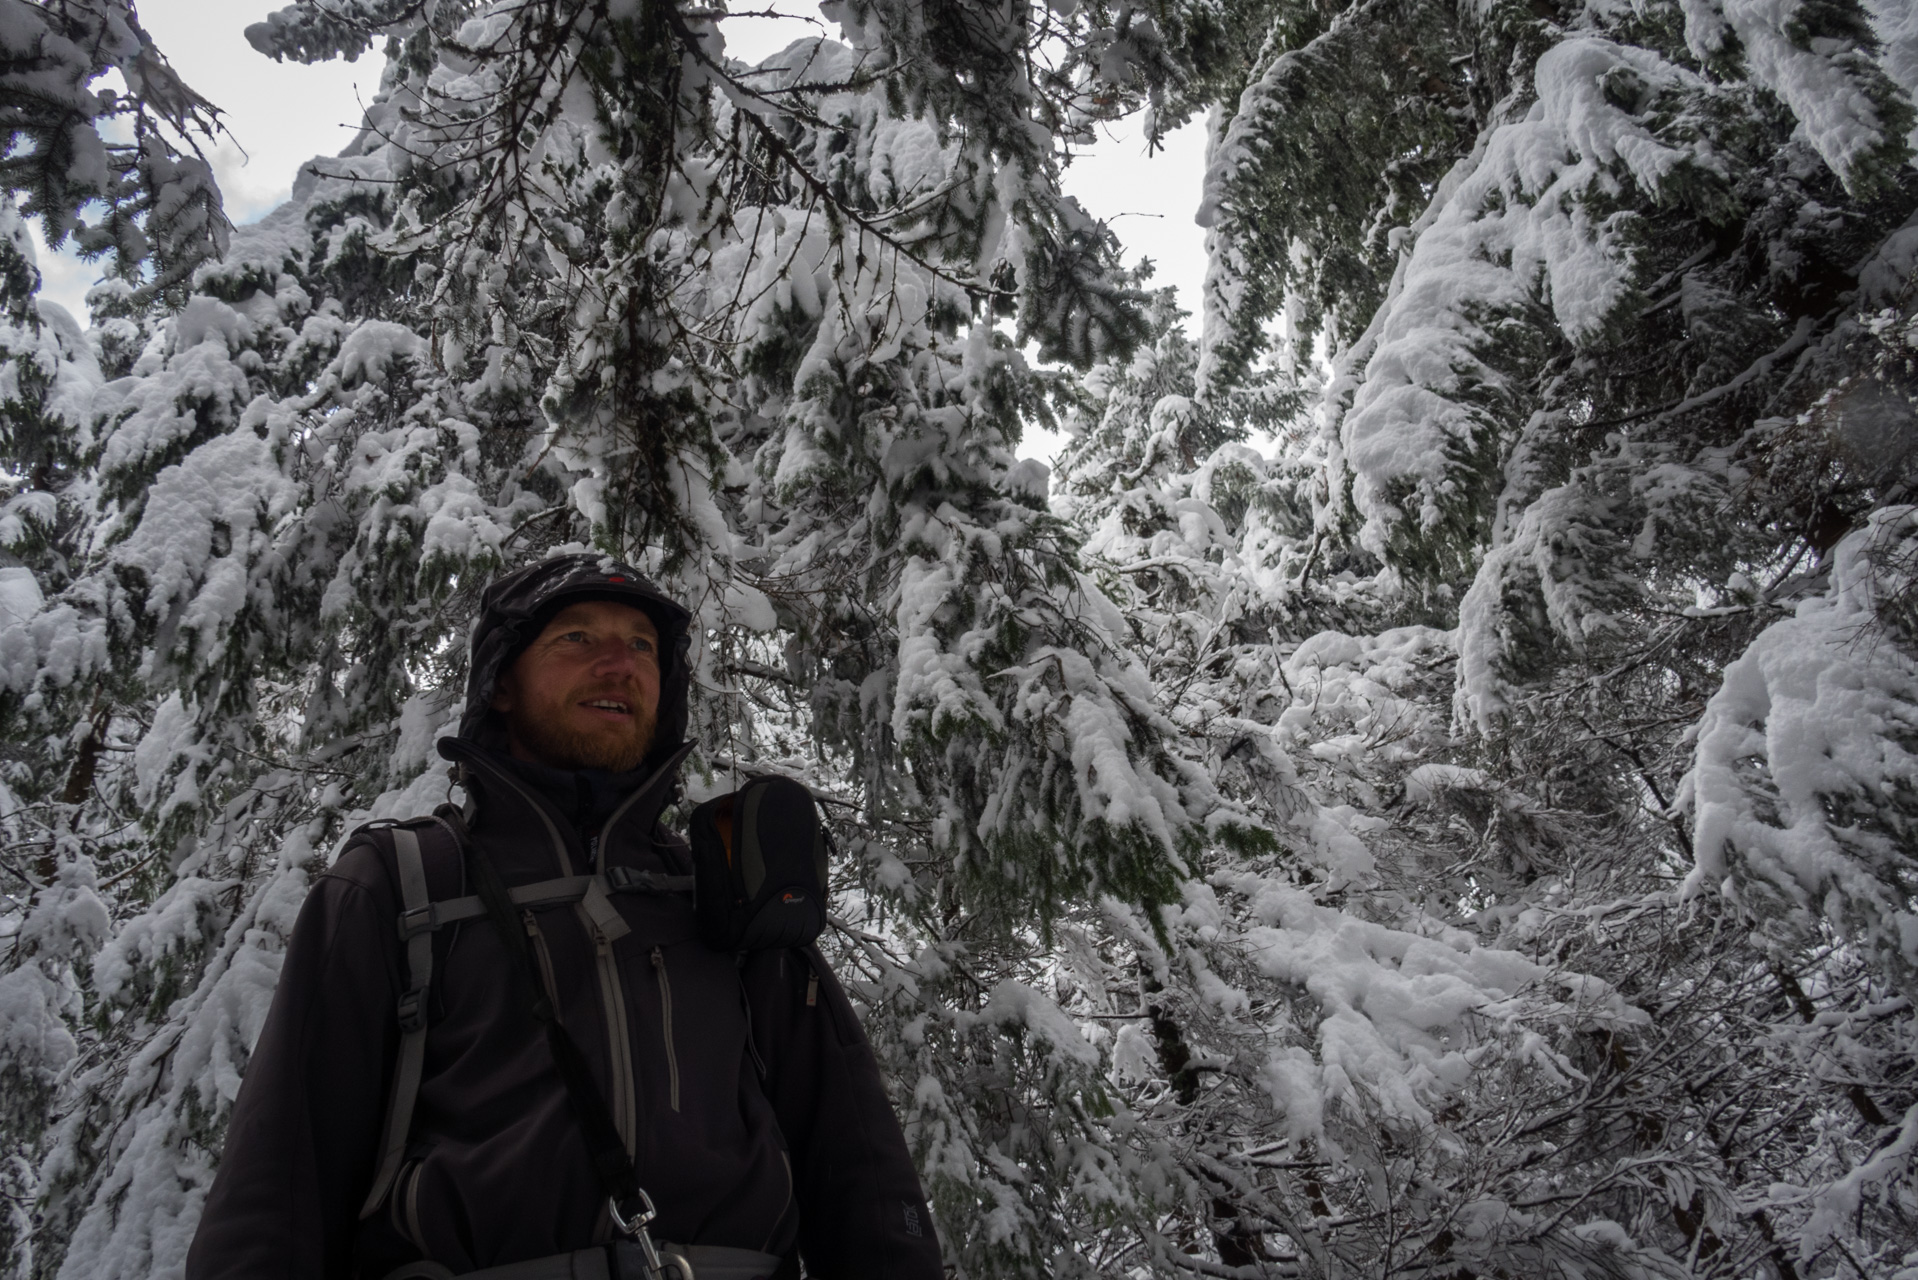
[806,970,818,1007]
[521,910,559,1017]
[651,946,665,970]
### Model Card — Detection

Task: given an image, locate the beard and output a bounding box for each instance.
[504,684,659,773]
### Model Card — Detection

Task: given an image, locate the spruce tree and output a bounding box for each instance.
[3,0,1916,1275]
[0,1,1251,1276]
[1045,0,1918,1272]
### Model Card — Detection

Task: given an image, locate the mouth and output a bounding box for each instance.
[580,698,632,718]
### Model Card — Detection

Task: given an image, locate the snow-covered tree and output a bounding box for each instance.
[1034,0,1918,1273]
[0,0,227,304]
[5,0,1918,1276]
[0,0,1257,1276]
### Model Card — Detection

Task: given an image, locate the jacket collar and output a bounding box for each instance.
[437,736,694,881]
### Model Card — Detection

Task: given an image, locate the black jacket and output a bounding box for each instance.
[184,739,941,1278]
[186,556,941,1279]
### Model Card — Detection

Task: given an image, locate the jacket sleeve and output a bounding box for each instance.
[185,840,403,1280]
[744,944,943,1280]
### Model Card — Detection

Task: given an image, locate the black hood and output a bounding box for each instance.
[455,553,693,774]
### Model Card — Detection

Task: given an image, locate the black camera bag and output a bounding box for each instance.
[688,775,830,951]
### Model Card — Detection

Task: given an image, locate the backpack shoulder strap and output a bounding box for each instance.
[359,818,454,1220]
[354,812,695,1221]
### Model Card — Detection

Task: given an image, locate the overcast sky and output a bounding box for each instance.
[33,1,1210,461]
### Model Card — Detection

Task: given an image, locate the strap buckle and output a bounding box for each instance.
[606,866,647,892]
[396,989,427,1033]
[606,866,694,894]
[398,905,438,939]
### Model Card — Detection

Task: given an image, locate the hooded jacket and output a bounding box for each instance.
[185,556,942,1280]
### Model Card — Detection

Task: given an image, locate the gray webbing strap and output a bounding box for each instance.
[606,866,695,895]
[358,844,693,1221]
[361,826,433,1219]
[394,876,588,938]
[580,876,631,942]
[395,874,695,941]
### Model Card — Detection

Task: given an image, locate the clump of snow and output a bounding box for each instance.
[1799,1101,1918,1262]
[1333,37,1720,562]
[0,860,108,1091]
[1454,479,1637,731]
[974,981,1102,1067]
[1680,507,1918,980]
[1402,762,1492,805]
[0,566,44,628]
[333,320,426,387]
[1721,0,1902,190]
[1006,457,1049,505]
[1867,0,1918,154]
[1223,871,1640,1139]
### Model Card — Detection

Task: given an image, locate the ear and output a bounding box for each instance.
[491,668,517,714]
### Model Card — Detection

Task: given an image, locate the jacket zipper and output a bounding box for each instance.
[591,916,638,1150]
[582,831,639,1151]
[458,747,686,1160]
[652,946,680,1112]
[522,911,561,1013]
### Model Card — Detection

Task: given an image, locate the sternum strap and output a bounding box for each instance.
[357,834,690,1222]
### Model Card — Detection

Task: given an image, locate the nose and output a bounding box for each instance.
[586,637,659,691]
[589,638,643,677]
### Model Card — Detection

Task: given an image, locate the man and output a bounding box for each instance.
[186,555,943,1280]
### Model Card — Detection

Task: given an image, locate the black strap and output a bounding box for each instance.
[736,957,768,1083]
[434,804,648,1219]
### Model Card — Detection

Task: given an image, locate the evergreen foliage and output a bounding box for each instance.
[0,0,1915,1276]
[1045,0,1918,1272]
[0,0,227,307]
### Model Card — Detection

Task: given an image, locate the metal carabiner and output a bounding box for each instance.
[608,1188,657,1240]
[608,1190,687,1280]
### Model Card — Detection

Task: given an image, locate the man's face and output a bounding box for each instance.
[491,599,663,772]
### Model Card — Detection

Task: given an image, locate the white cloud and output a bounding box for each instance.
[26,221,101,324]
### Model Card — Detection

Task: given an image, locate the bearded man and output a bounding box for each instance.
[185,555,942,1280]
